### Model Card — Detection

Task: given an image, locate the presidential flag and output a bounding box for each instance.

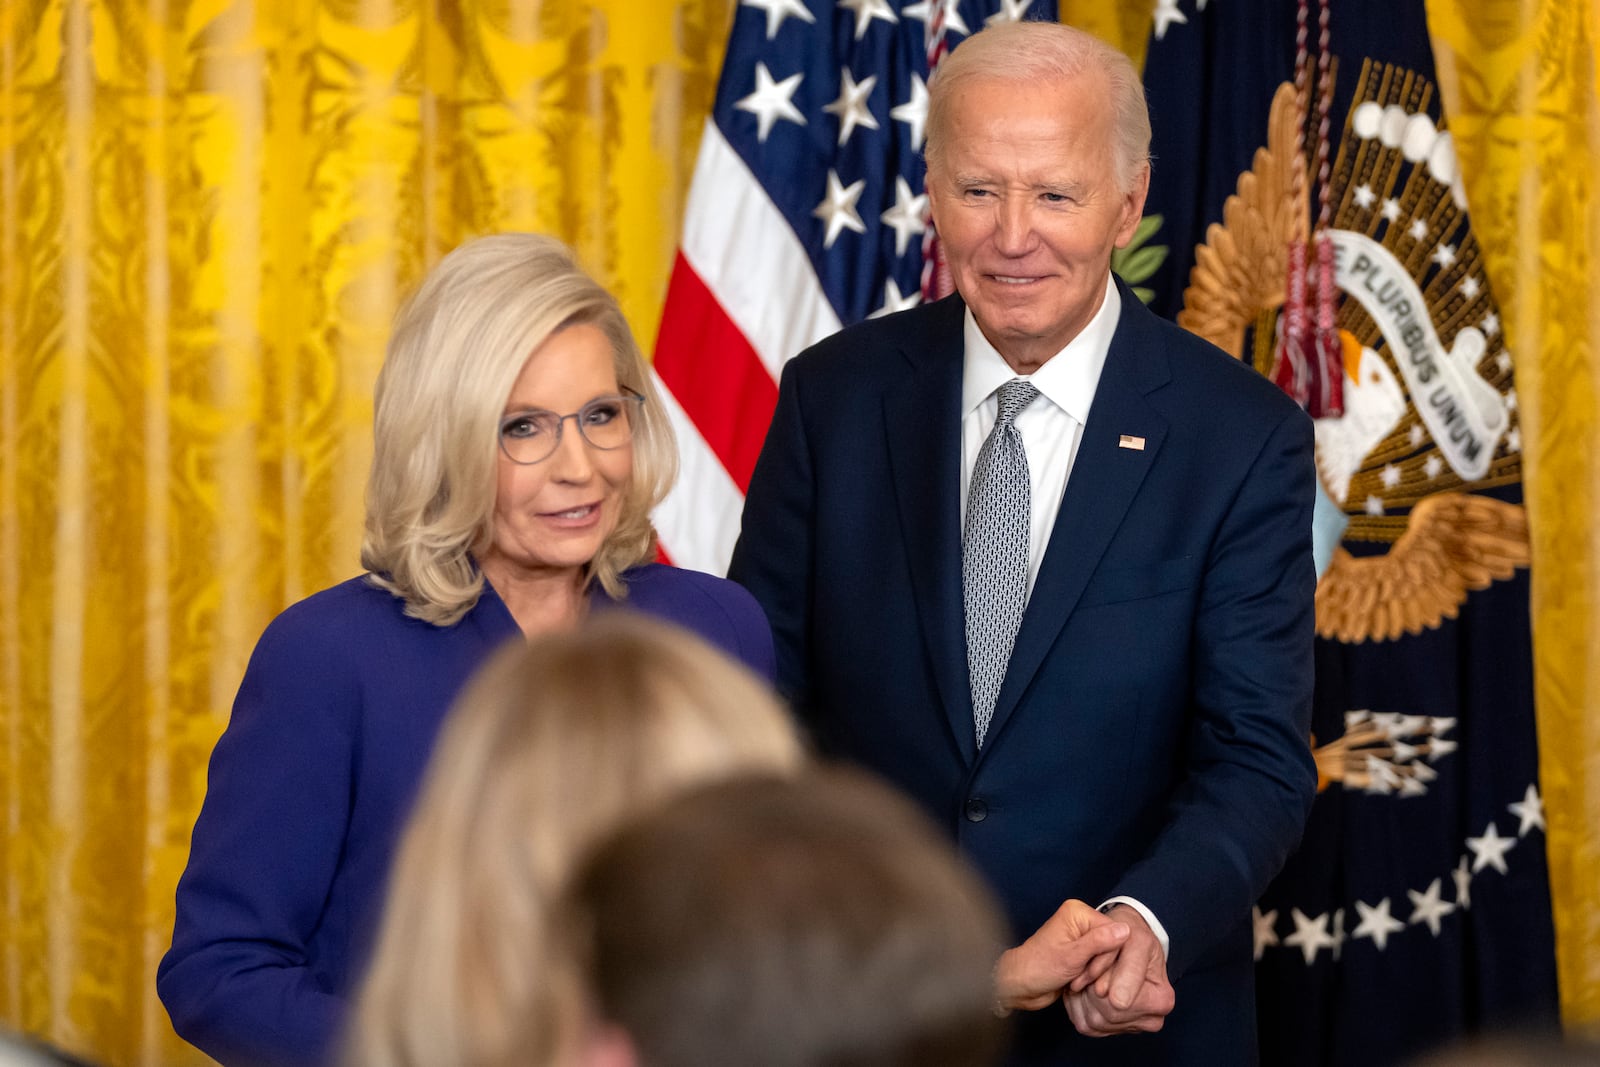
[1140,1,1559,1062]
[650,0,1055,575]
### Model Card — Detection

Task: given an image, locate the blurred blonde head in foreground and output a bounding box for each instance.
[344,614,805,1067]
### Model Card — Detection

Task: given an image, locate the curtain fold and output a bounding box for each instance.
[0,2,1592,1065]
[1425,0,1600,1032]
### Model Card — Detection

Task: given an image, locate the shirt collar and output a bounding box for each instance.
[960,274,1122,424]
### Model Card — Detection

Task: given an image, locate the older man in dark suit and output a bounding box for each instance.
[729,20,1319,1065]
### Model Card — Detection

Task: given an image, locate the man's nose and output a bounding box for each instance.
[993,197,1036,256]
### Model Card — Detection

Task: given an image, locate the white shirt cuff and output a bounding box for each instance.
[1098,896,1170,960]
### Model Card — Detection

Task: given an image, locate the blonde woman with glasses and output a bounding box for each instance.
[158,235,777,1067]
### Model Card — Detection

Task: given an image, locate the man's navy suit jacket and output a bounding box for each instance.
[729,282,1320,1064]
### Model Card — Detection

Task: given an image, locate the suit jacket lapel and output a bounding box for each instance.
[982,289,1172,751]
[883,296,977,764]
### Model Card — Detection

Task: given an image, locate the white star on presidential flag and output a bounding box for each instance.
[985,0,1034,25]
[1496,350,1514,373]
[740,0,815,39]
[1508,784,1546,836]
[1453,854,1474,909]
[1409,423,1427,447]
[1381,463,1402,488]
[1353,183,1376,209]
[813,169,867,248]
[1284,908,1336,965]
[1365,495,1384,516]
[1461,275,1481,299]
[1506,426,1522,452]
[736,63,806,143]
[891,74,929,151]
[880,177,928,255]
[838,0,898,40]
[1152,0,1188,39]
[1467,821,1516,874]
[1382,197,1402,222]
[1352,898,1406,951]
[1483,311,1501,336]
[1407,878,1456,937]
[1408,218,1429,241]
[1252,906,1279,961]
[869,278,921,318]
[903,0,970,37]
[823,68,880,146]
[1424,454,1445,480]
[1432,243,1457,268]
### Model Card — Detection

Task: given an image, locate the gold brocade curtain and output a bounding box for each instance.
[0,2,736,1063]
[1425,0,1600,1032]
[0,2,1593,1065]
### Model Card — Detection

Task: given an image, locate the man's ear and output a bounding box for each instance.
[1115,164,1152,249]
[575,1022,638,1067]
[926,172,947,235]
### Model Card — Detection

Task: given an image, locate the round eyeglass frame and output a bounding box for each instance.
[497,387,646,466]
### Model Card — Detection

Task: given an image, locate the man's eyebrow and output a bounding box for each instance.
[1037,179,1087,196]
[946,174,1089,195]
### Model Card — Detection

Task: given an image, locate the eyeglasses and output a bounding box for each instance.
[498,387,645,466]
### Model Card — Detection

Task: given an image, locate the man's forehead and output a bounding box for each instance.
[937,93,1118,165]
[942,67,1112,110]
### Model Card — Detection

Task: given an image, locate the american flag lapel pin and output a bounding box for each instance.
[1118,434,1146,451]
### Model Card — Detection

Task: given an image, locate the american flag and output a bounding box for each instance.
[651,0,1058,573]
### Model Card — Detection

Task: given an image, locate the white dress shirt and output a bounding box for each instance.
[957,274,1171,960]
[959,274,1120,596]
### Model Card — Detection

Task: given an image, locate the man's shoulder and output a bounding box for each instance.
[786,295,962,383]
[1125,301,1305,428]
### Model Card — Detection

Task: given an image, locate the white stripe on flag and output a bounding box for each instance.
[650,367,747,576]
[679,121,842,380]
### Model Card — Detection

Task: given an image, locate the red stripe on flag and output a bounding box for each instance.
[653,252,778,493]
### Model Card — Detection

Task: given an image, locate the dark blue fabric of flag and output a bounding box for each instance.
[1140,2,1558,1064]
[1143,1,1436,320]
[712,0,1056,327]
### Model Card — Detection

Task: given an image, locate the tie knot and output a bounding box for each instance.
[995,379,1039,426]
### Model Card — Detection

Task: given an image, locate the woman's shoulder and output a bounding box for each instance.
[615,564,775,679]
[248,574,452,675]
[263,574,410,639]
[619,563,760,615]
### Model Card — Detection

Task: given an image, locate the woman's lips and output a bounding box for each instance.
[539,502,602,526]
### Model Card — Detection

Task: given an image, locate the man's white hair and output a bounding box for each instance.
[925,20,1152,193]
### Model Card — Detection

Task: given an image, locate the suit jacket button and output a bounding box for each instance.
[964,798,988,823]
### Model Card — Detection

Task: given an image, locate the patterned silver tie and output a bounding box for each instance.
[963,378,1038,749]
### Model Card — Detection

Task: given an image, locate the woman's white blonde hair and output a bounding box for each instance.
[345,614,805,1067]
[362,233,678,625]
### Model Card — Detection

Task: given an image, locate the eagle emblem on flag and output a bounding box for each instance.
[1173,68,1528,648]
